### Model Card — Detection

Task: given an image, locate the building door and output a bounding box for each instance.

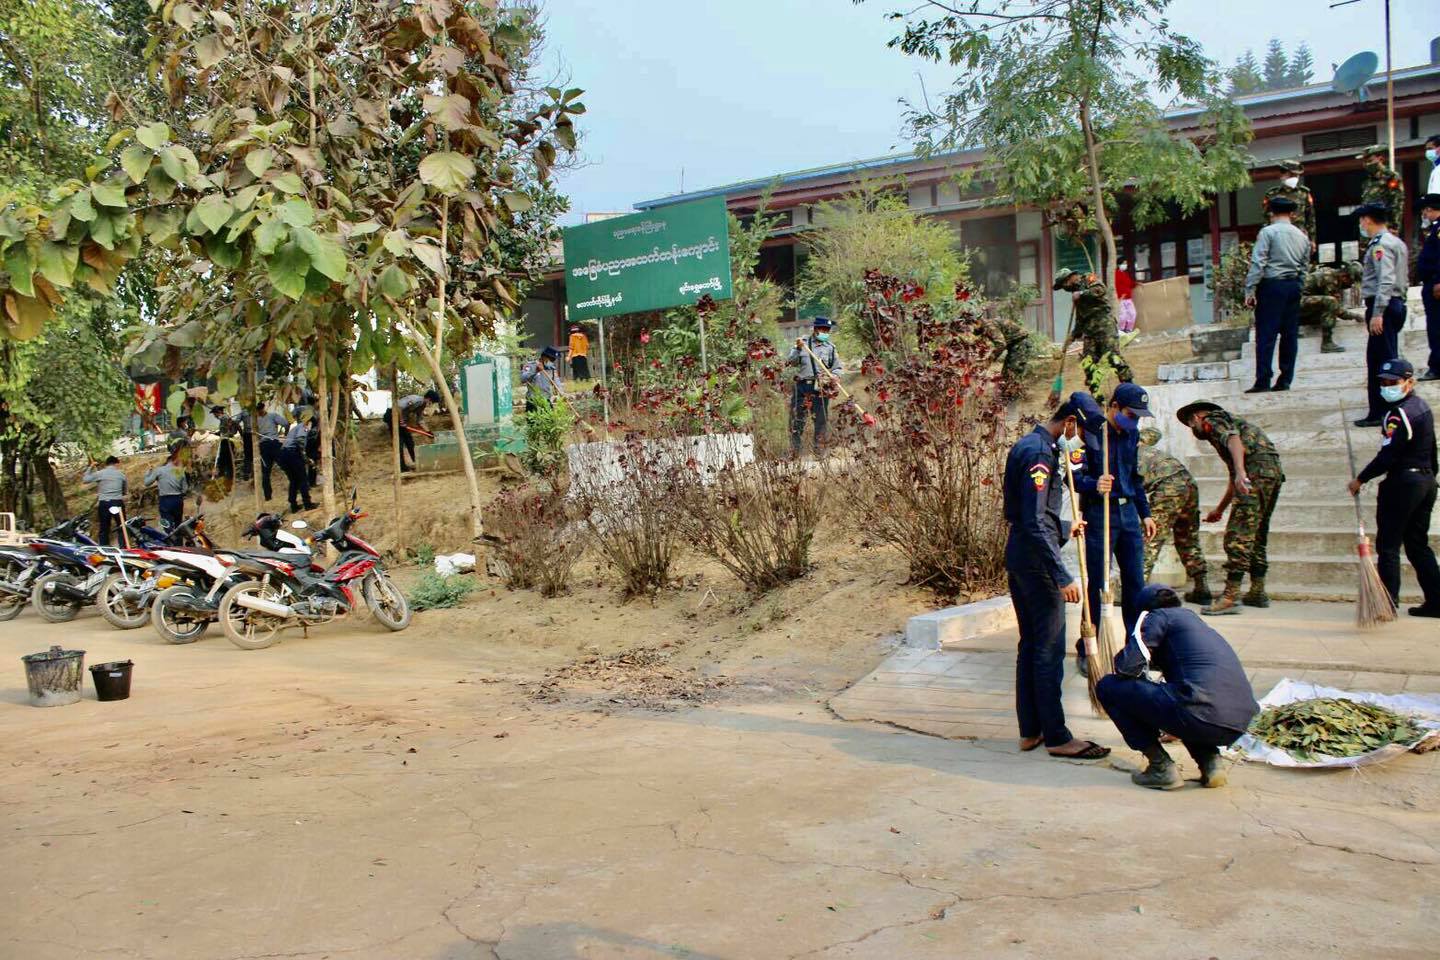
[1016,240,1046,335]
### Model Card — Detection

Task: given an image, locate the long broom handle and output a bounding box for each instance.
[538,367,597,437]
[1061,448,1093,631]
[1338,399,1366,535]
[800,340,873,419]
[1102,423,1113,603]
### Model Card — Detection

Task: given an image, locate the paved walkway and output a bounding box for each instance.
[832,602,1440,750]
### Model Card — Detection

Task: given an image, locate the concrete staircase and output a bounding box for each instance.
[1149,291,1437,602]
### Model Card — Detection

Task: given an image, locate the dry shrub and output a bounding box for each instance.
[572,435,689,598]
[485,488,586,597]
[675,453,821,593]
[829,293,1017,600]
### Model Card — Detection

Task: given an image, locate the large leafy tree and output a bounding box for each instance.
[872,0,1252,309]
[0,0,581,534]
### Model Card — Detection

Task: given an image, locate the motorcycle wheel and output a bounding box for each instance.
[151,585,211,644]
[98,572,151,630]
[220,581,286,650]
[363,573,411,631]
[0,564,24,621]
[31,570,82,623]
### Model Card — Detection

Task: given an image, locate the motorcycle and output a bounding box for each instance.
[148,513,312,644]
[217,495,409,649]
[97,511,219,630]
[0,515,94,622]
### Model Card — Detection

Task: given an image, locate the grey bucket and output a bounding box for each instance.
[21,645,86,707]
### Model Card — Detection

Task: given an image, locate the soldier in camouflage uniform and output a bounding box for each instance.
[1137,427,1211,604]
[1359,146,1405,228]
[1176,401,1285,615]
[1263,159,1317,253]
[1299,261,1361,353]
[1053,268,1134,399]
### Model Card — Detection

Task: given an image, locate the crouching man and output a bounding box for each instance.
[1096,584,1259,790]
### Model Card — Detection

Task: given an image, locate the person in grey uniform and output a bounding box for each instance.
[786,316,842,456]
[83,456,129,545]
[253,402,289,501]
[1243,195,1310,393]
[280,408,318,512]
[144,448,190,529]
[384,389,441,472]
[1355,202,1410,426]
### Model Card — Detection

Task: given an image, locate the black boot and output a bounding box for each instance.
[1131,744,1183,790]
[1183,573,1212,606]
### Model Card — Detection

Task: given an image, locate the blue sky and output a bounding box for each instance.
[542,0,1440,221]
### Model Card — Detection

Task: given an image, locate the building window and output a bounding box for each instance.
[1302,126,1377,154]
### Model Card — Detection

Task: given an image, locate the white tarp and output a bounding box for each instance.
[1228,678,1440,769]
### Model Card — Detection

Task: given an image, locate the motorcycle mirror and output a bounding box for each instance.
[108,505,122,515]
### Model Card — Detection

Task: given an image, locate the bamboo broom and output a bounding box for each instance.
[1340,401,1397,627]
[800,340,876,425]
[1090,425,1124,713]
[1060,444,1096,655]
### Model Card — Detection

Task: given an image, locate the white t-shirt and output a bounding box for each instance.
[1429,162,1440,196]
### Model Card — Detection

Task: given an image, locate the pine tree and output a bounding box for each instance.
[1287,43,1315,87]
[1229,50,1263,95]
[1262,39,1289,89]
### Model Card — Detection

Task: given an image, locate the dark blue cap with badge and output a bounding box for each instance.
[1378,358,1414,380]
[1355,201,1390,221]
[1111,382,1153,415]
[1267,195,1297,213]
[811,316,834,329]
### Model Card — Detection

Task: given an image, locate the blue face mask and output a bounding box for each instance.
[1428,148,1439,163]
[1058,434,1084,455]
[815,332,830,342]
[1380,384,1406,404]
[1114,410,1140,432]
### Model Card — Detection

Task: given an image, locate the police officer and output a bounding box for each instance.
[1359,145,1405,228]
[1262,159,1317,253]
[1243,195,1310,392]
[82,456,129,545]
[253,401,289,502]
[385,389,441,472]
[1072,383,1155,652]
[1348,358,1440,616]
[1137,427,1210,604]
[1053,268,1134,398]
[520,346,562,407]
[1004,394,1110,761]
[1096,584,1259,790]
[1300,261,1360,354]
[786,316,841,456]
[1416,194,1440,381]
[280,408,318,513]
[143,444,191,529]
[1355,202,1410,427]
[1177,401,1285,615]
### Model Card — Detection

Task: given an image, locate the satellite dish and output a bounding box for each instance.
[1332,51,1379,102]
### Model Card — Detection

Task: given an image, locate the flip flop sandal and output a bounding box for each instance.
[1048,741,1111,760]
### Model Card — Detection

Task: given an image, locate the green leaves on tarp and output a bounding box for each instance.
[1249,698,1424,760]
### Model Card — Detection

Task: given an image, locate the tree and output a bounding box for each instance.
[1262,38,1289,90]
[795,181,968,356]
[1227,50,1262,96]
[877,0,1252,309]
[1287,43,1315,88]
[0,0,582,537]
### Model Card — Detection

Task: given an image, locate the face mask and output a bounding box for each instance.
[815,332,830,342]
[1114,410,1139,432]
[1380,384,1406,404]
[1428,148,1438,163]
[1058,434,1084,455]
[1283,177,1299,188]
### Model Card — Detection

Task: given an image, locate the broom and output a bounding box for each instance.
[1340,401,1397,627]
[1060,445,1096,660]
[1045,320,1079,409]
[1089,425,1124,714]
[800,340,877,425]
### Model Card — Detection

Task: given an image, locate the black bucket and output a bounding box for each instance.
[89,660,134,702]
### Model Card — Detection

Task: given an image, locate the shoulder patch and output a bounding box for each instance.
[1069,446,1085,466]
[1374,247,1384,261]
[1029,463,1051,491]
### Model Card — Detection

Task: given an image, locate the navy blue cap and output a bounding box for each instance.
[1355,201,1390,221]
[541,345,561,359]
[1135,583,1182,612]
[1266,195,1297,213]
[1379,357,1414,380]
[1418,193,1440,212]
[811,316,834,329]
[1111,382,1152,416]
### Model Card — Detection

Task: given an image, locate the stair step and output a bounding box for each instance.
[1194,475,1376,501]
[1191,553,1427,598]
[1198,528,1440,556]
[1240,327,1429,360]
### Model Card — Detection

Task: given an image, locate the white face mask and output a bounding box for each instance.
[1282,177,1299,188]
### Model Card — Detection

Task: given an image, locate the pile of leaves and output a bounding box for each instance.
[407,573,477,612]
[528,645,731,711]
[1248,698,1424,760]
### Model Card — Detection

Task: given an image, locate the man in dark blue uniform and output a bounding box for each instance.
[1097,584,1259,790]
[1005,395,1110,761]
[1417,194,1440,381]
[1072,383,1157,663]
[1348,358,1440,616]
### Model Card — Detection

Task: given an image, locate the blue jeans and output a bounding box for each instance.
[1253,276,1301,388]
[1081,499,1145,653]
[1096,674,1244,763]
[789,380,828,454]
[1008,562,1073,747]
[1365,295,1407,419]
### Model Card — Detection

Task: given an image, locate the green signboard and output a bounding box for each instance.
[562,198,733,321]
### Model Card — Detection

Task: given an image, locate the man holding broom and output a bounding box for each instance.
[1004,397,1110,761]
[1348,358,1440,617]
[1178,401,1285,615]
[787,316,842,457]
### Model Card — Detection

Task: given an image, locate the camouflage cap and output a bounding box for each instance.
[1052,267,1078,290]
[1357,145,1386,160]
[1138,426,1162,446]
[1341,260,1362,282]
[1277,159,1303,175]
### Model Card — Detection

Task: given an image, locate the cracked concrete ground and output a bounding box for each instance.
[3,609,1438,960]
